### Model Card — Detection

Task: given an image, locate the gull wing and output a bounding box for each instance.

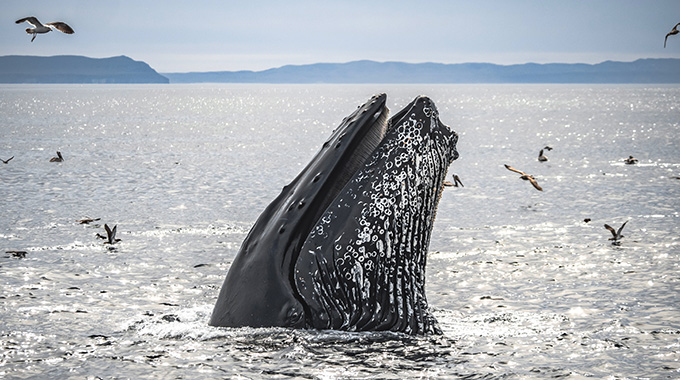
[527,176,543,191]
[666,23,680,48]
[616,221,628,237]
[104,224,113,243]
[504,164,526,176]
[16,17,43,27]
[603,224,617,239]
[46,22,74,34]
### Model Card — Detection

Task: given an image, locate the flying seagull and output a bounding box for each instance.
[665,22,679,48]
[50,151,64,162]
[97,224,121,245]
[443,174,464,188]
[77,217,101,225]
[604,221,628,245]
[538,149,548,162]
[15,17,74,42]
[504,164,543,191]
[1,156,13,164]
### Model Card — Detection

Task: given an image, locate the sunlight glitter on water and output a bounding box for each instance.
[1,84,679,379]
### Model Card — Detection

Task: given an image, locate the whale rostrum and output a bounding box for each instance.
[210,94,459,334]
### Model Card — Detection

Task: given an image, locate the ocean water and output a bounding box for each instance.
[0,83,679,379]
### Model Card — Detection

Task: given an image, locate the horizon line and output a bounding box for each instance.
[1,54,677,74]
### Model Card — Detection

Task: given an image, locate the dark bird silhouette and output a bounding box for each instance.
[77,217,101,225]
[543,146,553,151]
[49,151,63,162]
[1,156,13,164]
[443,174,464,187]
[504,164,543,191]
[15,17,74,42]
[538,149,548,162]
[604,221,628,245]
[583,218,591,223]
[665,22,679,48]
[99,224,121,245]
[6,250,28,258]
[624,155,638,165]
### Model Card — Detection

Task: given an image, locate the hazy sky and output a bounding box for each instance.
[2,1,679,73]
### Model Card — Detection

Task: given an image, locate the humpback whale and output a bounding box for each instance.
[210,94,459,335]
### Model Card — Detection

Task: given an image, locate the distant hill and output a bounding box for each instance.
[0,55,169,84]
[164,59,680,84]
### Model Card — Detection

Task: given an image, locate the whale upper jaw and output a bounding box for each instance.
[210,94,458,335]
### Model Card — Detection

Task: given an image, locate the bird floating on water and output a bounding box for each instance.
[504,164,543,191]
[443,174,464,188]
[6,250,28,259]
[604,221,628,245]
[665,22,679,48]
[624,155,638,165]
[15,17,74,42]
[1,156,13,164]
[538,149,548,162]
[50,151,64,162]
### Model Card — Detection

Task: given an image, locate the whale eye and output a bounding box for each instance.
[297,200,306,209]
[312,173,322,183]
[278,225,286,234]
[286,306,303,326]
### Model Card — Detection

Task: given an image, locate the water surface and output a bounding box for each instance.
[1,84,679,379]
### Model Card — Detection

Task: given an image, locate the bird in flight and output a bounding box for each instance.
[604,221,628,245]
[15,17,74,42]
[1,156,13,164]
[77,217,101,225]
[97,224,121,245]
[504,164,543,191]
[665,22,679,48]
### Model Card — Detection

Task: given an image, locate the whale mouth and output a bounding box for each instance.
[210,94,458,334]
[293,95,458,334]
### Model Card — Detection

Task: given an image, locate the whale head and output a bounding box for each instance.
[210,94,458,334]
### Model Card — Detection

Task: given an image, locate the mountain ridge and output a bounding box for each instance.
[164,58,680,84]
[0,55,169,84]
[0,55,677,84]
